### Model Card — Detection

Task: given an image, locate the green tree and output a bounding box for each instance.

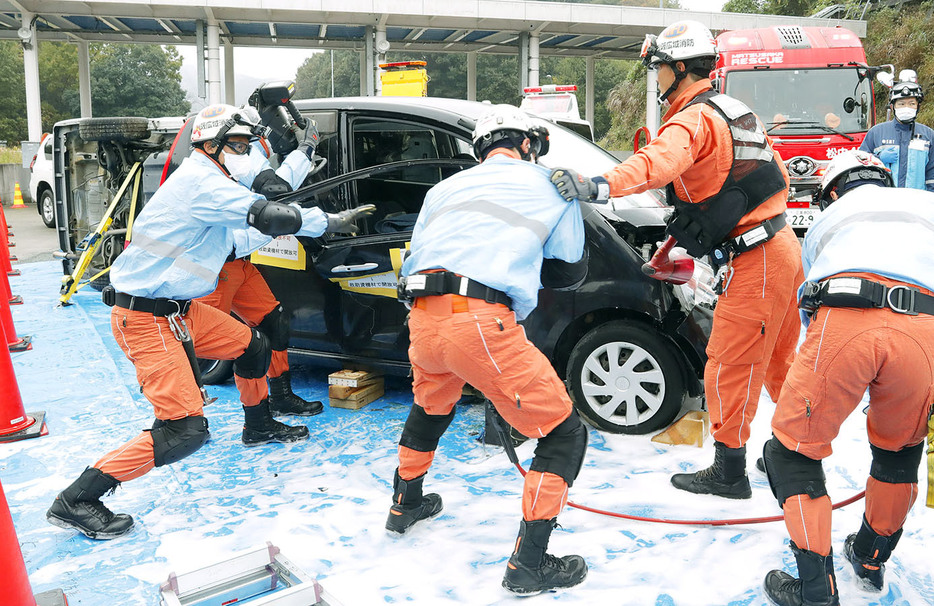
[602,62,650,150]
[39,41,79,130]
[295,50,360,98]
[83,44,189,117]
[0,42,26,143]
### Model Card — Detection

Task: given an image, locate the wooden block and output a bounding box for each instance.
[328,369,382,388]
[329,378,385,410]
[651,410,709,448]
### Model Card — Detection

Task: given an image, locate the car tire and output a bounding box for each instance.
[197,358,235,385]
[38,188,55,228]
[78,117,151,142]
[566,321,685,435]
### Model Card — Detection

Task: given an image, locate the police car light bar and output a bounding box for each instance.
[523,85,578,94]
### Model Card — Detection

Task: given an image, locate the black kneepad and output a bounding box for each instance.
[234,328,272,379]
[150,416,210,467]
[257,305,289,351]
[252,169,292,199]
[399,405,455,452]
[529,410,588,487]
[870,442,924,484]
[763,436,827,506]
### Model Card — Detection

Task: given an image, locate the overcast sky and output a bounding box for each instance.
[176,0,724,107]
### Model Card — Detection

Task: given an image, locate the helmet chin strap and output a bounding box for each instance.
[659,63,687,103]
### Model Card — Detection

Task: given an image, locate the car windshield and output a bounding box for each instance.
[725,67,873,135]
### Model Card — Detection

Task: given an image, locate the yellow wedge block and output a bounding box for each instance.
[651,411,710,448]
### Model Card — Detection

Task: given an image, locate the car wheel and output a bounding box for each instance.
[38,188,55,228]
[566,321,685,435]
[78,117,151,142]
[197,358,234,385]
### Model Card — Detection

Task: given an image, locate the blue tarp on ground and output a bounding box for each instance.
[2,261,932,605]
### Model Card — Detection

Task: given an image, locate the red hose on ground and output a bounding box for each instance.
[512,462,866,527]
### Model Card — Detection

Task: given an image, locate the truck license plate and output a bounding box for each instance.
[786,208,816,230]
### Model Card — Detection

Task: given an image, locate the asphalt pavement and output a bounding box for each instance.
[4,201,59,265]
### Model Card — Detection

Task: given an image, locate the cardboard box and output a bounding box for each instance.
[327,369,381,388]
[329,378,385,410]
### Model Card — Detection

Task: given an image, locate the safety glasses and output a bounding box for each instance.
[224,141,252,155]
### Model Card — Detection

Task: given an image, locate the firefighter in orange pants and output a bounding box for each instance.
[389,105,590,596]
[762,150,934,605]
[46,104,373,540]
[551,19,804,499]
[198,115,325,418]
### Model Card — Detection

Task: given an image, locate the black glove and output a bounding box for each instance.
[326,204,376,234]
[297,119,320,160]
[550,168,610,203]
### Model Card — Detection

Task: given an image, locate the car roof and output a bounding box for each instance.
[292,96,489,127]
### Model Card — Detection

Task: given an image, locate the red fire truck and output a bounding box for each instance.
[713,25,886,234]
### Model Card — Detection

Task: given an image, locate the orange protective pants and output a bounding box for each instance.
[95,301,263,482]
[400,294,577,521]
[705,226,804,448]
[196,258,289,379]
[772,275,934,556]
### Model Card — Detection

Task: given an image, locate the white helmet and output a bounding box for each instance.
[815,150,892,209]
[190,104,261,146]
[641,20,717,68]
[472,104,536,159]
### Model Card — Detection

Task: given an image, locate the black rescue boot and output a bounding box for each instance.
[268,371,324,417]
[764,542,840,606]
[241,399,309,446]
[671,441,752,499]
[843,516,901,591]
[46,467,134,539]
[385,469,443,534]
[502,518,588,595]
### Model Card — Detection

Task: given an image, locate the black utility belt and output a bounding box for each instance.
[398,271,512,309]
[708,214,786,271]
[102,286,192,316]
[799,277,934,317]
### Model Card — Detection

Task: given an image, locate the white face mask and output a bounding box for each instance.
[894,107,917,122]
[223,153,255,185]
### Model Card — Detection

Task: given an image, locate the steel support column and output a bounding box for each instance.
[76,40,92,118]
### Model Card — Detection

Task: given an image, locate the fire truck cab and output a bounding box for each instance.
[714,25,876,233]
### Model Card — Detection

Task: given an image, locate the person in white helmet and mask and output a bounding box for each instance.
[762,149,934,605]
[860,72,934,191]
[45,104,373,541]
[197,104,330,419]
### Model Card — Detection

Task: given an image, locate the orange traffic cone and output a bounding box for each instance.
[0,322,42,441]
[0,200,14,241]
[1,220,19,277]
[0,480,67,605]
[0,273,30,352]
[11,183,25,209]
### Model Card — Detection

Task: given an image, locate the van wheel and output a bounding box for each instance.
[39,188,55,228]
[79,117,151,142]
[566,321,685,435]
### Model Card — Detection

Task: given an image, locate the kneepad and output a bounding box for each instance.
[399,405,455,452]
[257,305,289,351]
[234,328,271,379]
[150,416,210,467]
[763,436,827,506]
[529,410,588,487]
[870,442,924,484]
[247,199,302,237]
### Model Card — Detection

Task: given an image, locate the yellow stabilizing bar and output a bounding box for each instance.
[59,162,143,305]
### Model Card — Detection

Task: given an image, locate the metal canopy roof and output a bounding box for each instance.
[0,0,865,59]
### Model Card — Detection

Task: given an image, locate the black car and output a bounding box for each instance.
[58,97,715,435]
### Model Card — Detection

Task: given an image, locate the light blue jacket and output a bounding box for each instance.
[402,155,585,320]
[799,183,934,324]
[111,150,326,300]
